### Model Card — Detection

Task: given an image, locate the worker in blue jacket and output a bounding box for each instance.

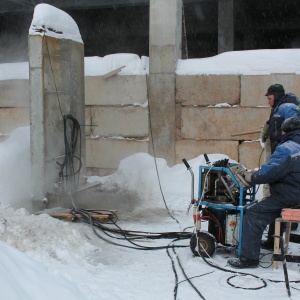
[260,84,300,249]
[228,117,300,268]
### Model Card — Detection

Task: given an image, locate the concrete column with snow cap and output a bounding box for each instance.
[29,4,86,210]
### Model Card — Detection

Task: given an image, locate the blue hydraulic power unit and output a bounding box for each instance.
[186,156,257,257]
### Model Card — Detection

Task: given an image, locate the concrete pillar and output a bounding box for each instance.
[29,34,85,207]
[149,0,182,165]
[218,0,234,53]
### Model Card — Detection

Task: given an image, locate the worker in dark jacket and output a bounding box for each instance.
[261,84,300,153]
[228,117,300,268]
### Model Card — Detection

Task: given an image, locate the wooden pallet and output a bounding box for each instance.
[50,210,116,223]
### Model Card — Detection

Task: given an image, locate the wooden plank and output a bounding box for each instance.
[85,209,116,214]
[50,212,111,222]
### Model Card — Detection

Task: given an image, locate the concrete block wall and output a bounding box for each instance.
[176,74,280,169]
[85,75,149,176]
[0,75,150,176]
[0,73,299,173]
[0,79,30,142]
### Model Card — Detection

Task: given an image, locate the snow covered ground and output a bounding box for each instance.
[0,128,299,300]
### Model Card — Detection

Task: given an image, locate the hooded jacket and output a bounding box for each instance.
[268,93,300,153]
[252,129,300,203]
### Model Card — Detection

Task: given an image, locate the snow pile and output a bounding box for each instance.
[29,4,83,44]
[92,152,238,212]
[1,49,300,80]
[0,240,87,300]
[84,54,149,76]
[0,207,98,267]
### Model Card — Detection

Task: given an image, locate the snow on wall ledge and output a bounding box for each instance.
[1,49,300,80]
[29,4,83,44]
[176,49,300,75]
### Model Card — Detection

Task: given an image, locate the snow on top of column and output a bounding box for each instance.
[29,4,83,44]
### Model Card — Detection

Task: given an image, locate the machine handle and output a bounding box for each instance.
[204,153,210,165]
[182,158,191,169]
[182,158,194,204]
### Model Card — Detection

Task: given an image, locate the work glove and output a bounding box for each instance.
[260,123,269,143]
[244,170,254,183]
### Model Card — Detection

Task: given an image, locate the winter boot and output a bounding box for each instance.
[228,256,259,269]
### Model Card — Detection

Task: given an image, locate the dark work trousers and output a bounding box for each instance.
[240,196,300,260]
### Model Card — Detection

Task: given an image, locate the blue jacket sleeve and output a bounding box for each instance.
[251,144,291,184]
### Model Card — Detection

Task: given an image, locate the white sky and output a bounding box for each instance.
[0,4,299,300]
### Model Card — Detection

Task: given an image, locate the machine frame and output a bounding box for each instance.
[197,163,257,256]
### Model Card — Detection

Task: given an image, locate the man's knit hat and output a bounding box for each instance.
[265,84,285,96]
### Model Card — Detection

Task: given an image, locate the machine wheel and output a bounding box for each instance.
[190,231,217,257]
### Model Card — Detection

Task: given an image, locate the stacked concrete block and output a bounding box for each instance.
[0,79,30,139]
[239,141,264,170]
[241,74,300,107]
[0,107,29,135]
[239,74,300,167]
[85,75,149,175]
[176,139,239,163]
[85,75,148,106]
[0,79,29,108]
[176,75,240,106]
[0,71,299,172]
[86,138,149,176]
[176,74,272,168]
[181,107,269,140]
